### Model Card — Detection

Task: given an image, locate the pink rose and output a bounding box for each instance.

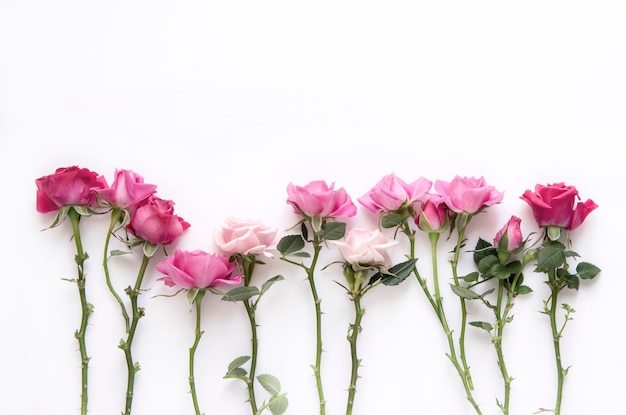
[156,249,242,289]
[494,216,523,251]
[358,173,432,213]
[520,183,598,231]
[416,194,449,233]
[286,180,357,218]
[434,175,504,214]
[128,196,190,245]
[36,166,108,213]
[329,228,399,267]
[215,217,278,258]
[98,169,157,212]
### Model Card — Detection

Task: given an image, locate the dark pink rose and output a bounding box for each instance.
[358,173,432,213]
[98,169,157,212]
[214,217,278,258]
[128,196,190,245]
[520,183,598,231]
[286,180,357,218]
[416,194,449,233]
[36,166,108,213]
[435,175,503,214]
[156,249,242,289]
[494,216,523,251]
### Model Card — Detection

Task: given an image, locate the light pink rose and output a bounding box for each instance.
[286,180,357,219]
[358,173,432,213]
[128,196,190,245]
[329,228,399,267]
[215,217,278,258]
[98,169,157,212]
[156,249,242,289]
[36,166,108,213]
[520,183,598,231]
[434,175,504,214]
[416,194,449,233]
[494,216,523,251]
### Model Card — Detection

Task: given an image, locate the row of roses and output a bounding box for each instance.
[36,167,600,415]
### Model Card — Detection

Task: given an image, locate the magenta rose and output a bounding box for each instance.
[215,217,278,258]
[98,169,157,212]
[329,228,398,267]
[358,173,432,213]
[520,183,598,231]
[128,196,190,245]
[286,180,357,219]
[434,175,504,214]
[416,194,449,233]
[494,215,523,252]
[36,166,108,213]
[156,249,242,289]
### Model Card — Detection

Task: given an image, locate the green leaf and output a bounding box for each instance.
[535,242,566,271]
[268,395,289,415]
[469,321,493,332]
[577,262,601,280]
[381,259,418,286]
[478,255,499,275]
[221,286,260,302]
[257,374,281,396]
[224,368,248,379]
[565,273,580,290]
[473,238,497,266]
[291,252,311,258]
[491,263,511,280]
[381,213,405,229]
[227,356,251,372]
[261,275,284,294]
[143,242,158,258]
[277,235,305,255]
[109,249,130,257]
[505,261,522,275]
[516,285,533,295]
[319,221,346,240]
[450,284,481,300]
[462,272,479,283]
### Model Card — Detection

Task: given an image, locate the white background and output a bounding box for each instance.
[1,1,624,414]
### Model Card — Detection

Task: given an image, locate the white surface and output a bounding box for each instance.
[1,1,624,414]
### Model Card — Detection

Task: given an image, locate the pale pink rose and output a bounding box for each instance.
[36,166,108,213]
[494,216,523,251]
[215,217,278,258]
[416,194,449,233]
[358,173,432,213]
[329,228,399,267]
[435,175,503,214]
[128,196,190,245]
[156,249,241,289]
[286,180,357,219]
[98,169,157,212]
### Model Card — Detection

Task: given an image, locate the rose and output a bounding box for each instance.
[128,196,190,245]
[214,217,278,258]
[494,215,523,252]
[36,166,108,213]
[358,173,432,213]
[416,194,449,233]
[434,175,503,214]
[330,228,399,267]
[156,249,242,289]
[286,180,357,219]
[520,183,598,231]
[98,169,157,212]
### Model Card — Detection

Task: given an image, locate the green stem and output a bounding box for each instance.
[494,280,510,414]
[121,253,151,415]
[69,208,91,415]
[346,293,364,415]
[103,208,130,332]
[189,290,206,415]
[308,233,326,415]
[548,271,564,415]
[242,258,259,415]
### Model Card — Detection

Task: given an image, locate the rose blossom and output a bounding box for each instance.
[329,228,399,267]
[36,166,108,213]
[128,196,190,245]
[416,194,449,233]
[98,169,157,212]
[156,249,242,289]
[494,216,523,252]
[520,183,598,231]
[215,217,278,258]
[358,173,432,213]
[286,180,357,219]
[434,175,504,214]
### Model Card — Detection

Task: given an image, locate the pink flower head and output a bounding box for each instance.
[434,175,504,214]
[156,249,242,289]
[98,169,157,212]
[520,183,598,231]
[128,196,190,245]
[494,216,523,252]
[416,194,449,233]
[36,166,108,213]
[286,180,357,219]
[329,228,399,267]
[215,217,278,258]
[358,173,432,213]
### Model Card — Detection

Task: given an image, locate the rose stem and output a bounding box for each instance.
[102,208,130,332]
[189,289,206,415]
[242,258,259,414]
[346,292,364,415]
[308,231,326,415]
